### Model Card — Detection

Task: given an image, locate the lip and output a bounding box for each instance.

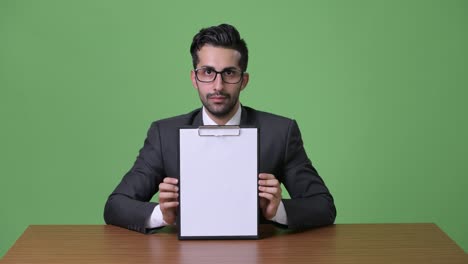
[209,96,227,103]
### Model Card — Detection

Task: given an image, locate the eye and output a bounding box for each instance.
[203,69,213,75]
[224,70,233,76]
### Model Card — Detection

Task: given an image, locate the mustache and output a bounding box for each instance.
[207,92,230,99]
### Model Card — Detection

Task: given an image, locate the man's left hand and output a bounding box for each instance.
[258,173,282,220]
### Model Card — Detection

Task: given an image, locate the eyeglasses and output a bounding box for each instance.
[194,67,244,84]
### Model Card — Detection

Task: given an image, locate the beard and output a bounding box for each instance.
[200,91,240,118]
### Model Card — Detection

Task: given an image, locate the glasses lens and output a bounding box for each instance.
[196,68,216,82]
[221,70,242,84]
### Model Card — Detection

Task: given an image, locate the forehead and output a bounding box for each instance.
[196,45,241,69]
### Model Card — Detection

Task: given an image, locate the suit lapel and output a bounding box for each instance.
[240,106,256,126]
[190,109,204,126]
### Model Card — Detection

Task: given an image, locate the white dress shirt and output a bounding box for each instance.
[145,106,288,228]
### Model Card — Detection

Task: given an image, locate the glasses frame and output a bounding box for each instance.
[194,67,245,84]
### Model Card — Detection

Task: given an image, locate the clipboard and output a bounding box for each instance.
[178,125,259,239]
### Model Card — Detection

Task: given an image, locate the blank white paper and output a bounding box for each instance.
[179,127,258,238]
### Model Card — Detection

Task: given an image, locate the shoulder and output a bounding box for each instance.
[243,106,295,128]
[144,108,202,139]
[151,108,201,127]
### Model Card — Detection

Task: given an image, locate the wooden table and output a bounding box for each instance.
[2,224,466,263]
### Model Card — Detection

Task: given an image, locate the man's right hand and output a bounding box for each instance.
[158,177,179,225]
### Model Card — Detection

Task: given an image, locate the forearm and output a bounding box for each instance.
[282,193,336,229]
[104,193,158,233]
[104,122,166,233]
[280,119,337,229]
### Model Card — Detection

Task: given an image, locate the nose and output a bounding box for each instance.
[213,72,225,91]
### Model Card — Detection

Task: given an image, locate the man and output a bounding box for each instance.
[104,24,336,233]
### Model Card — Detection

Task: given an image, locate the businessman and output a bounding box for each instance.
[104,24,336,233]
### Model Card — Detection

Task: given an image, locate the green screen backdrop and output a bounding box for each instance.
[1,0,467,257]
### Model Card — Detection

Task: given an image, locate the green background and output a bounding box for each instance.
[1,0,467,257]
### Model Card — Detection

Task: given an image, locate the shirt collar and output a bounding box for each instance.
[202,105,242,126]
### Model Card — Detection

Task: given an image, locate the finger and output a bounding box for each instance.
[159,192,179,199]
[159,183,179,192]
[259,186,281,195]
[258,192,275,201]
[259,173,275,179]
[160,201,179,210]
[163,177,179,184]
[258,179,280,187]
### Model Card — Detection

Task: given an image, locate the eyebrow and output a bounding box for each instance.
[200,66,240,71]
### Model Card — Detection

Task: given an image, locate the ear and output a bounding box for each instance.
[190,70,198,89]
[240,72,249,91]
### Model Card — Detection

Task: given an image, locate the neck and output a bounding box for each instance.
[207,103,240,125]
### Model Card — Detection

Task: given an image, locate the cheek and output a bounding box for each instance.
[196,85,210,96]
[229,86,243,96]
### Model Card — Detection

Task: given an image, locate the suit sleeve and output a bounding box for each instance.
[103,122,165,233]
[281,120,337,229]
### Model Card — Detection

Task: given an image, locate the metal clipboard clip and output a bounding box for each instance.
[198,125,241,136]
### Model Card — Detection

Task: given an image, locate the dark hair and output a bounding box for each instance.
[190,24,249,72]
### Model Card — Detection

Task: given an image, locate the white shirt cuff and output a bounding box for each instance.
[145,204,169,228]
[146,202,288,228]
[270,200,288,225]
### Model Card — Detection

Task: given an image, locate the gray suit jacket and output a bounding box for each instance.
[104,106,336,233]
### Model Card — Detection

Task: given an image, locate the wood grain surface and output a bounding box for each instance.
[2,224,466,263]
